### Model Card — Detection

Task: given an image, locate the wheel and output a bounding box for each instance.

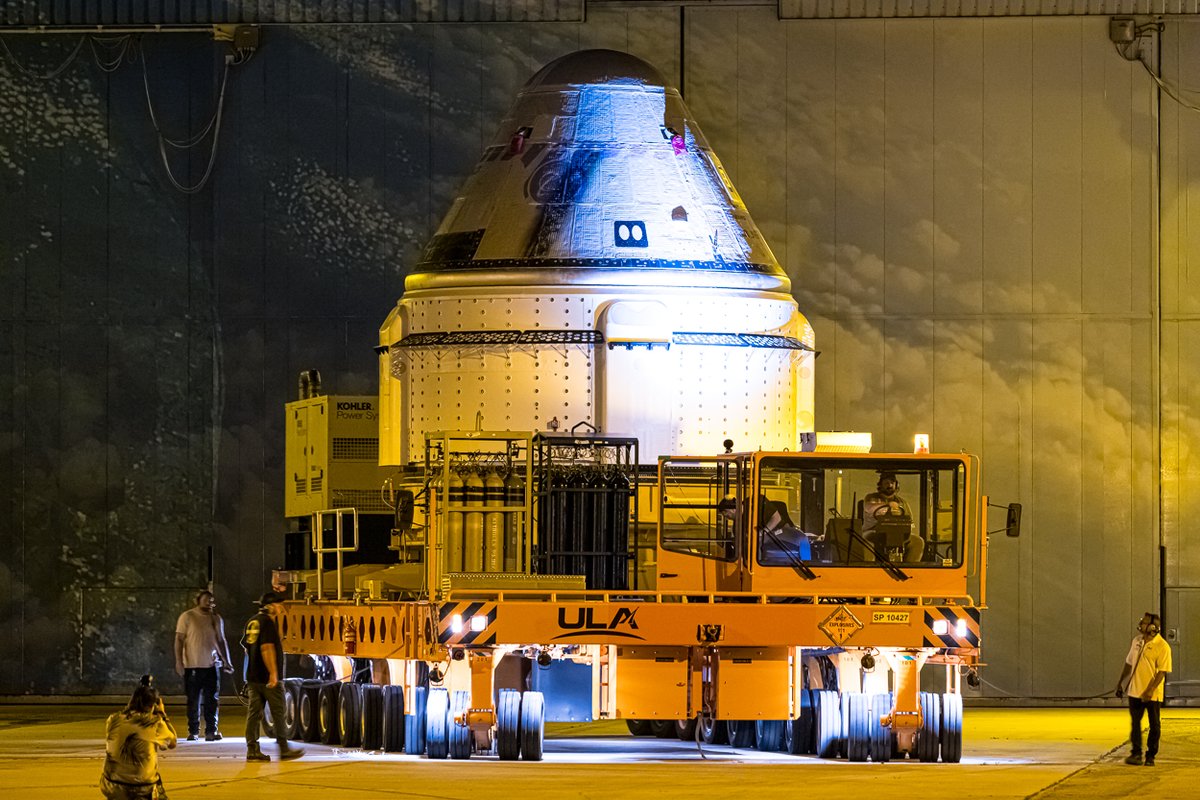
[649,720,675,738]
[382,686,405,753]
[625,720,652,737]
[917,691,941,762]
[845,693,868,762]
[318,683,341,745]
[448,689,472,759]
[519,690,545,761]
[814,690,841,759]
[755,720,786,752]
[338,683,362,747]
[698,714,728,745]
[725,720,756,748]
[300,683,321,742]
[261,695,277,739]
[785,688,815,755]
[405,686,427,755]
[360,685,384,750]
[424,688,450,759]
[868,693,891,763]
[675,717,698,741]
[283,679,302,740]
[940,692,963,763]
[496,689,522,760]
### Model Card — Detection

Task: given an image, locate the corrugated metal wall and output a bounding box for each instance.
[686,10,1161,698]
[1,5,1194,698]
[0,0,584,25]
[1159,18,1200,699]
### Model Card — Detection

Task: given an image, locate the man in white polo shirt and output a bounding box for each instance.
[1115,611,1172,766]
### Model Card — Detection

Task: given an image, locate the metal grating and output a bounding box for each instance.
[779,0,1200,18]
[673,332,745,347]
[332,488,390,514]
[0,1,585,26]
[673,332,814,351]
[395,329,604,348]
[332,437,379,461]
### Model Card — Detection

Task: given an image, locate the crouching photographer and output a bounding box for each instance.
[99,675,177,800]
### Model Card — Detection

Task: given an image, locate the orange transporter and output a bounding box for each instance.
[275,427,1018,763]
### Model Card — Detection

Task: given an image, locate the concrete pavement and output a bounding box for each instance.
[1,704,1196,798]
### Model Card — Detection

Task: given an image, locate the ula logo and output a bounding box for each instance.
[553,607,644,641]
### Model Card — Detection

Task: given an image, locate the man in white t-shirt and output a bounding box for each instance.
[1115,611,1172,766]
[175,589,234,742]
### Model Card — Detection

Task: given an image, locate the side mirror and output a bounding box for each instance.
[1005,503,1022,538]
[393,489,415,532]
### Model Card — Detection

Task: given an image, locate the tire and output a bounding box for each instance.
[675,717,698,741]
[448,689,472,759]
[698,715,728,745]
[300,684,321,742]
[405,686,427,755]
[845,693,868,762]
[785,688,815,755]
[382,685,405,753]
[649,720,675,739]
[496,689,522,760]
[917,691,941,763]
[940,692,963,763]
[814,690,841,759]
[261,696,277,739]
[360,685,384,750]
[755,720,786,752]
[520,690,545,761]
[625,720,652,737]
[868,693,891,763]
[339,683,362,748]
[283,679,302,740]
[725,720,756,749]
[318,683,341,745]
[425,688,450,759]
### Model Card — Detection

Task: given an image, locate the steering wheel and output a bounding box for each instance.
[873,504,902,520]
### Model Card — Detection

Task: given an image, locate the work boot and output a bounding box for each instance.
[246,744,271,762]
[1124,753,1143,765]
[1144,757,1156,766]
[205,731,223,741]
[186,734,198,741]
[279,746,305,761]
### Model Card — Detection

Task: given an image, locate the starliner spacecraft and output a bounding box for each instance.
[378,49,814,467]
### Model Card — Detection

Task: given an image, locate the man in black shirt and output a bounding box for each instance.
[241,591,304,762]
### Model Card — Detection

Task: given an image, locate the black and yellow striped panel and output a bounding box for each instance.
[923,607,981,648]
[438,601,498,647]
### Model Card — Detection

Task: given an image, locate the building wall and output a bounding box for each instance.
[0,8,1190,697]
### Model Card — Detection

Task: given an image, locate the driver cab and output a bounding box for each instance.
[655,452,979,599]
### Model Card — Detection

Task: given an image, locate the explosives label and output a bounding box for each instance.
[818,606,864,646]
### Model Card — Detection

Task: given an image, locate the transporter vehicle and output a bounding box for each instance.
[274,421,1013,762]
[269,48,1017,762]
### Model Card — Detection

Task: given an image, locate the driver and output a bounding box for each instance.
[861,472,925,561]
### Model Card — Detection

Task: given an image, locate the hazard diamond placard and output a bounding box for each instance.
[819,605,864,646]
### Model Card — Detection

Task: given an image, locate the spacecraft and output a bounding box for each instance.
[378,49,814,467]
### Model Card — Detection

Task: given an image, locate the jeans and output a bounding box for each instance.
[245,681,288,750]
[1128,696,1161,757]
[183,667,220,736]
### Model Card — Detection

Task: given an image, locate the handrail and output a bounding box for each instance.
[310,507,360,600]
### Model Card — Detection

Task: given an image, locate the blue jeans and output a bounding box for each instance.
[183,666,220,736]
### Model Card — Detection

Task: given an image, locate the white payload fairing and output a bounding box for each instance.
[378,49,814,466]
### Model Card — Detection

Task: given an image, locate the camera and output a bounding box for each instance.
[140,674,155,689]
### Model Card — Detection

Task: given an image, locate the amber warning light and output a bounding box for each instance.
[914,434,930,454]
